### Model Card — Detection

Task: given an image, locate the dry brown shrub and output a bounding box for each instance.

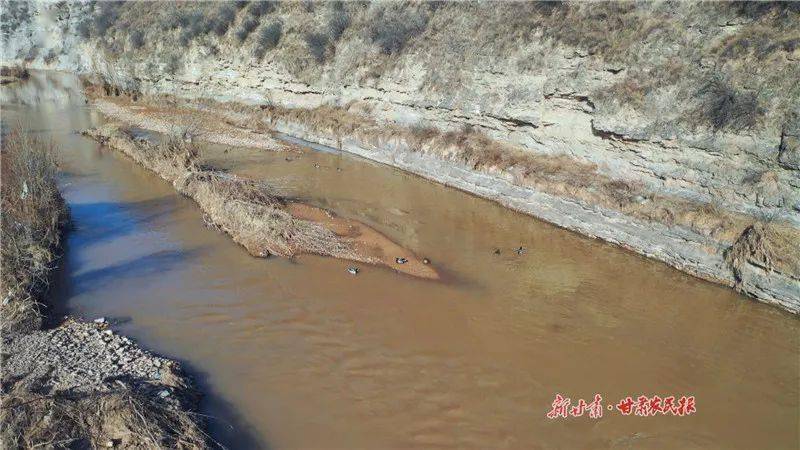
[88,124,358,260]
[726,223,800,282]
[1,127,66,334]
[0,385,207,449]
[0,66,29,79]
[176,171,355,259]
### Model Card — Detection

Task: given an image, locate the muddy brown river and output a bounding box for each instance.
[3,71,798,449]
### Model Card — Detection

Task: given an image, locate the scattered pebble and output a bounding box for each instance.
[93,317,106,324]
[3,319,183,403]
[422,258,430,265]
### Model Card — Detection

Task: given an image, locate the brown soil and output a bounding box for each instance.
[289,203,439,279]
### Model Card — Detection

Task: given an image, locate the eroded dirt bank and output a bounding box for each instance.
[86,90,800,312]
[0,127,207,448]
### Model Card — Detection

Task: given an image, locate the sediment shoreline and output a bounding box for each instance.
[0,126,208,448]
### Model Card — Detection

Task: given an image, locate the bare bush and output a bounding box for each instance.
[0,66,30,79]
[328,7,350,42]
[694,74,764,132]
[129,29,145,49]
[0,127,65,334]
[236,16,258,42]
[76,19,91,38]
[178,11,213,45]
[248,1,276,18]
[213,4,237,36]
[369,7,428,55]
[726,1,800,20]
[43,49,58,63]
[253,21,282,58]
[1,385,207,449]
[0,1,31,37]
[164,54,181,75]
[92,3,119,37]
[305,32,329,62]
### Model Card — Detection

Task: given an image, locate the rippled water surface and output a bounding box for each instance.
[3,71,798,449]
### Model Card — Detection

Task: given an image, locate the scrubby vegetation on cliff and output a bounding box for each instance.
[16,1,796,135]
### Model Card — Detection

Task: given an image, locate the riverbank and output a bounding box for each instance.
[0,127,207,448]
[84,87,800,313]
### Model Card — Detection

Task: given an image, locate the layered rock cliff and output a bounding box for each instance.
[2,1,798,311]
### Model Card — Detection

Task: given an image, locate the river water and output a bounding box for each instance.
[2,71,798,449]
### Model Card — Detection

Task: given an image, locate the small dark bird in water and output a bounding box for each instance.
[422,258,431,265]
[516,246,526,255]
[395,257,408,264]
[224,149,229,154]
[314,163,320,168]
[347,267,359,275]
[285,157,292,162]
[494,248,501,255]
[336,167,342,172]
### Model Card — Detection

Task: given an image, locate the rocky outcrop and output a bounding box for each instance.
[2,1,798,311]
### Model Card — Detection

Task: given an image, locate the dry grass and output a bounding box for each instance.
[0,127,66,334]
[85,124,196,183]
[1,384,207,449]
[0,66,29,79]
[726,222,800,283]
[176,171,356,259]
[86,123,359,260]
